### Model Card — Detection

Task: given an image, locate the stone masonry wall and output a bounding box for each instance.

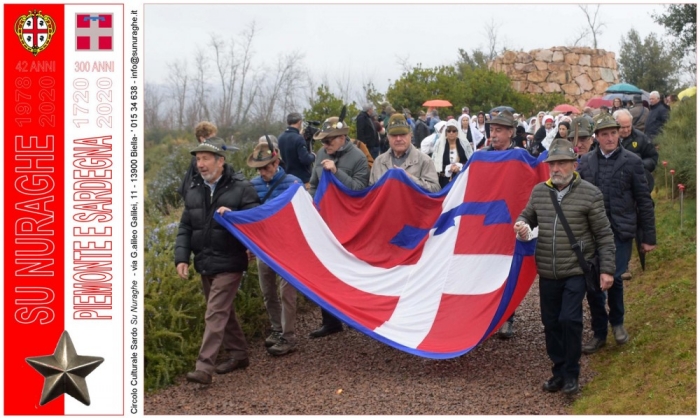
[489,46,619,110]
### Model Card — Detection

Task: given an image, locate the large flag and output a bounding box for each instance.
[217,149,550,359]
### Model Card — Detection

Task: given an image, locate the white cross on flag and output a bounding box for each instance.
[75,13,112,51]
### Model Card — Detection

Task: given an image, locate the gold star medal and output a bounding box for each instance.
[26,330,104,406]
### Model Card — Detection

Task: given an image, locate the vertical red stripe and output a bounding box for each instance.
[4,4,64,415]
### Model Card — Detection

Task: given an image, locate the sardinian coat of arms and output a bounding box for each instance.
[15,10,56,56]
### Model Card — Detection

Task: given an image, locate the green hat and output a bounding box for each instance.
[545,138,577,162]
[190,137,229,158]
[313,116,349,140]
[568,117,592,139]
[387,113,411,135]
[489,110,517,128]
[594,114,620,134]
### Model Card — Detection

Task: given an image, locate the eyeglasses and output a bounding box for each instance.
[321,136,339,145]
[445,129,458,133]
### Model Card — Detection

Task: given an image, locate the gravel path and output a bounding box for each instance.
[145,280,596,415]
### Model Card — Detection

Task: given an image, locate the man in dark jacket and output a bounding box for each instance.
[614,109,658,190]
[413,110,431,148]
[356,104,380,158]
[645,91,670,139]
[175,137,260,385]
[578,116,656,354]
[516,138,615,395]
[278,112,316,187]
[308,116,369,338]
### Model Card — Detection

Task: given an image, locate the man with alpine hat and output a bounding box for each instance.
[484,110,521,151]
[515,137,615,394]
[308,115,370,338]
[247,138,302,356]
[483,110,528,338]
[567,117,595,160]
[578,115,656,354]
[175,137,260,384]
[370,113,440,192]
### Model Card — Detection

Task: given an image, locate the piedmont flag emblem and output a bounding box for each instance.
[75,13,113,51]
[14,10,56,56]
[218,150,550,358]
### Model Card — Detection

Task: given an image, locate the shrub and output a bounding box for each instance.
[653,99,696,196]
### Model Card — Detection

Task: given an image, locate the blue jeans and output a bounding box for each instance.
[586,236,633,339]
[540,275,586,379]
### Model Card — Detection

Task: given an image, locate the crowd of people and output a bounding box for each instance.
[172,92,669,393]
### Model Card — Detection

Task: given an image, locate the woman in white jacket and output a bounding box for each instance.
[432,119,473,189]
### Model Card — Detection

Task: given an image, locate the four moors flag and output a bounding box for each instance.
[217,149,550,358]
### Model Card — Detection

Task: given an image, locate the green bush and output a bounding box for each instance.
[653,99,696,196]
[144,217,272,391]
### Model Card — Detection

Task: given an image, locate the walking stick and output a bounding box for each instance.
[678,184,685,231]
[670,170,676,203]
[662,161,668,198]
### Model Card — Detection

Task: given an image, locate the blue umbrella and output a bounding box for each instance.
[603,91,650,103]
[489,105,515,114]
[605,83,643,94]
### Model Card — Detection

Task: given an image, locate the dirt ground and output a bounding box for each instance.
[145,282,596,415]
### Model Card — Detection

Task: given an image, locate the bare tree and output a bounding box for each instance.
[484,18,503,60]
[567,27,590,47]
[233,23,258,126]
[395,54,413,74]
[579,5,606,49]
[144,82,164,129]
[186,47,211,126]
[255,51,306,130]
[167,59,188,130]
[210,35,239,128]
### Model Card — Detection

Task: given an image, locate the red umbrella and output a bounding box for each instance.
[423,99,453,107]
[585,97,613,109]
[553,104,580,114]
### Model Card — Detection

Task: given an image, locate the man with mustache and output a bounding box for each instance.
[515,138,615,395]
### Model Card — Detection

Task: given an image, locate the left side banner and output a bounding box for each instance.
[4,3,140,415]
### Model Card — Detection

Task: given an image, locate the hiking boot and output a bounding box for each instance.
[562,377,580,395]
[621,270,632,280]
[542,376,564,392]
[582,336,606,354]
[265,331,282,348]
[497,322,514,339]
[267,338,297,356]
[613,325,629,345]
[215,357,249,374]
[186,370,212,385]
[309,324,343,338]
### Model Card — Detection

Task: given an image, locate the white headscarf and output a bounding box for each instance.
[420,120,447,155]
[457,113,485,147]
[432,119,474,174]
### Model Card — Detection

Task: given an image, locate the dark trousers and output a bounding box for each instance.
[539,275,586,379]
[321,308,342,329]
[369,146,381,159]
[586,236,633,338]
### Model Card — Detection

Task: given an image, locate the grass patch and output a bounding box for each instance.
[573,197,696,414]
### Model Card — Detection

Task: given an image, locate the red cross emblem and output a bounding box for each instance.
[14,10,56,56]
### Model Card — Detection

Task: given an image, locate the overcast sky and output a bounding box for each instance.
[145,3,667,99]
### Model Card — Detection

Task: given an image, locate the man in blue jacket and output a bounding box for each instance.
[278,112,315,188]
[247,140,302,356]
